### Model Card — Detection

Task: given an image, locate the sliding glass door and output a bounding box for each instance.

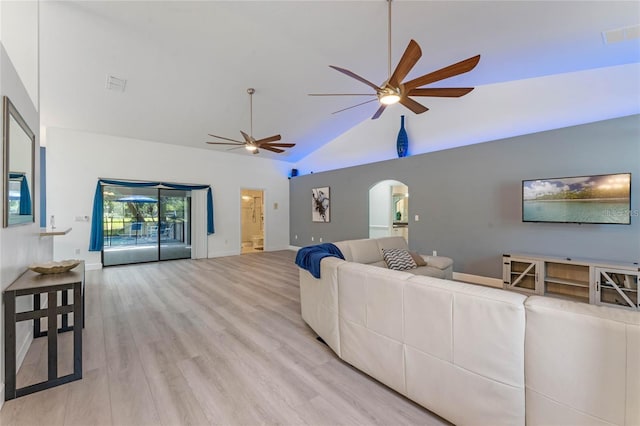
[102,186,191,266]
[159,188,191,261]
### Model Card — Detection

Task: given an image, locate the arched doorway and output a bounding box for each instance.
[369,180,409,242]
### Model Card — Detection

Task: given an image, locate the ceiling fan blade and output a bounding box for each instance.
[329,65,381,91]
[404,55,481,90]
[400,97,429,114]
[260,145,285,154]
[332,98,379,115]
[263,143,295,148]
[240,130,252,143]
[388,39,422,88]
[407,87,474,97]
[207,141,244,146]
[255,134,281,145]
[308,93,376,96]
[371,105,387,120]
[207,134,244,144]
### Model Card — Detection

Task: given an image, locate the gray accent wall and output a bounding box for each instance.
[290,115,640,278]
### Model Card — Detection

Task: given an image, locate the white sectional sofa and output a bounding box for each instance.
[299,236,454,357]
[298,237,640,426]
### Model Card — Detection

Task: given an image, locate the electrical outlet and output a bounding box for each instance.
[319,237,323,242]
[295,235,298,240]
[311,236,314,242]
[415,214,420,221]
[433,250,437,256]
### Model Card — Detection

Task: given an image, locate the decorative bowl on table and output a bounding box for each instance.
[29,259,81,274]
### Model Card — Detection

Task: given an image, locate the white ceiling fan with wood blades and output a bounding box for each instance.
[309,0,481,120]
[206,88,296,155]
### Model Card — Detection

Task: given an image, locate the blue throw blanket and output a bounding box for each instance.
[295,243,345,279]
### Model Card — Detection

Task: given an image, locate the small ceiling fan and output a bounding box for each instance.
[206,88,295,154]
[309,0,480,120]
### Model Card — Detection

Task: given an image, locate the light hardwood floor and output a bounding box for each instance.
[0,250,449,426]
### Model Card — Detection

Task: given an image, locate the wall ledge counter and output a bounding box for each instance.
[39,227,71,236]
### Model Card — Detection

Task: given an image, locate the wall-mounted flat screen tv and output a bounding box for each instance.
[522,173,631,224]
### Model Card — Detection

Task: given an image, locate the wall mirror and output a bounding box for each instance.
[3,96,35,227]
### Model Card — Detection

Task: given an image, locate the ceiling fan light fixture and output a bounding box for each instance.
[379,92,401,105]
[245,145,257,152]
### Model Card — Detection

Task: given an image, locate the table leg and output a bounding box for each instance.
[4,292,17,400]
[47,291,58,380]
[73,283,83,379]
[33,293,43,337]
[61,290,69,329]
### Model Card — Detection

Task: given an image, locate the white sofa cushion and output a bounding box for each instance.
[411,265,448,279]
[421,255,453,271]
[376,236,410,252]
[337,238,380,264]
[340,319,406,395]
[405,346,526,426]
[299,256,345,356]
[525,296,640,426]
[404,276,527,425]
[338,262,412,340]
[406,276,527,387]
[337,262,413,395]
[404,278,454,362]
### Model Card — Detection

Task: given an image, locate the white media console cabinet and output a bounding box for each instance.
[503,253,639,311]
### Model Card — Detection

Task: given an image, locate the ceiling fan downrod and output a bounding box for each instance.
[388,0,392,78]
[247,87,255,138]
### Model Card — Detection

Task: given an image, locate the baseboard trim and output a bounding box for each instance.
[209,249,241,258]
[289,245,301,251]
[453,272,503,288]
[265,245,294,252]
[86,262,102,270]
[0,383,4,410]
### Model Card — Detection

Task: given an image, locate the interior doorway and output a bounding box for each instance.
[241,189,264,254]
[369,180,409,242]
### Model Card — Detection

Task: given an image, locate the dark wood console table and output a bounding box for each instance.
[3,261,84,400]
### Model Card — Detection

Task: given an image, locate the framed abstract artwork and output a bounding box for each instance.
[312,187,330,222]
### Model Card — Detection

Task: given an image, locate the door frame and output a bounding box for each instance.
[240,187,266,253]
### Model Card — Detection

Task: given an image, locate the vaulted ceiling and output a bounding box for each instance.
[39,1,640,163]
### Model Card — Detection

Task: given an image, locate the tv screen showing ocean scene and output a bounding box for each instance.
[522,173,631,224]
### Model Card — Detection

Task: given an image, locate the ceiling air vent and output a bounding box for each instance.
[602,24,640,44]
[105,75,127,92]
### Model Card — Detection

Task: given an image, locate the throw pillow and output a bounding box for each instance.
[409,251,427,266]
[382,248,417,271]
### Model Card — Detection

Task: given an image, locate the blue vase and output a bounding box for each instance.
[396,115,408,158]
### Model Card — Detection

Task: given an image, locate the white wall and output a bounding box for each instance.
[0,0,39,110]
[0,0,47,404]
[294,63,640,174]
[46,128,291,268]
